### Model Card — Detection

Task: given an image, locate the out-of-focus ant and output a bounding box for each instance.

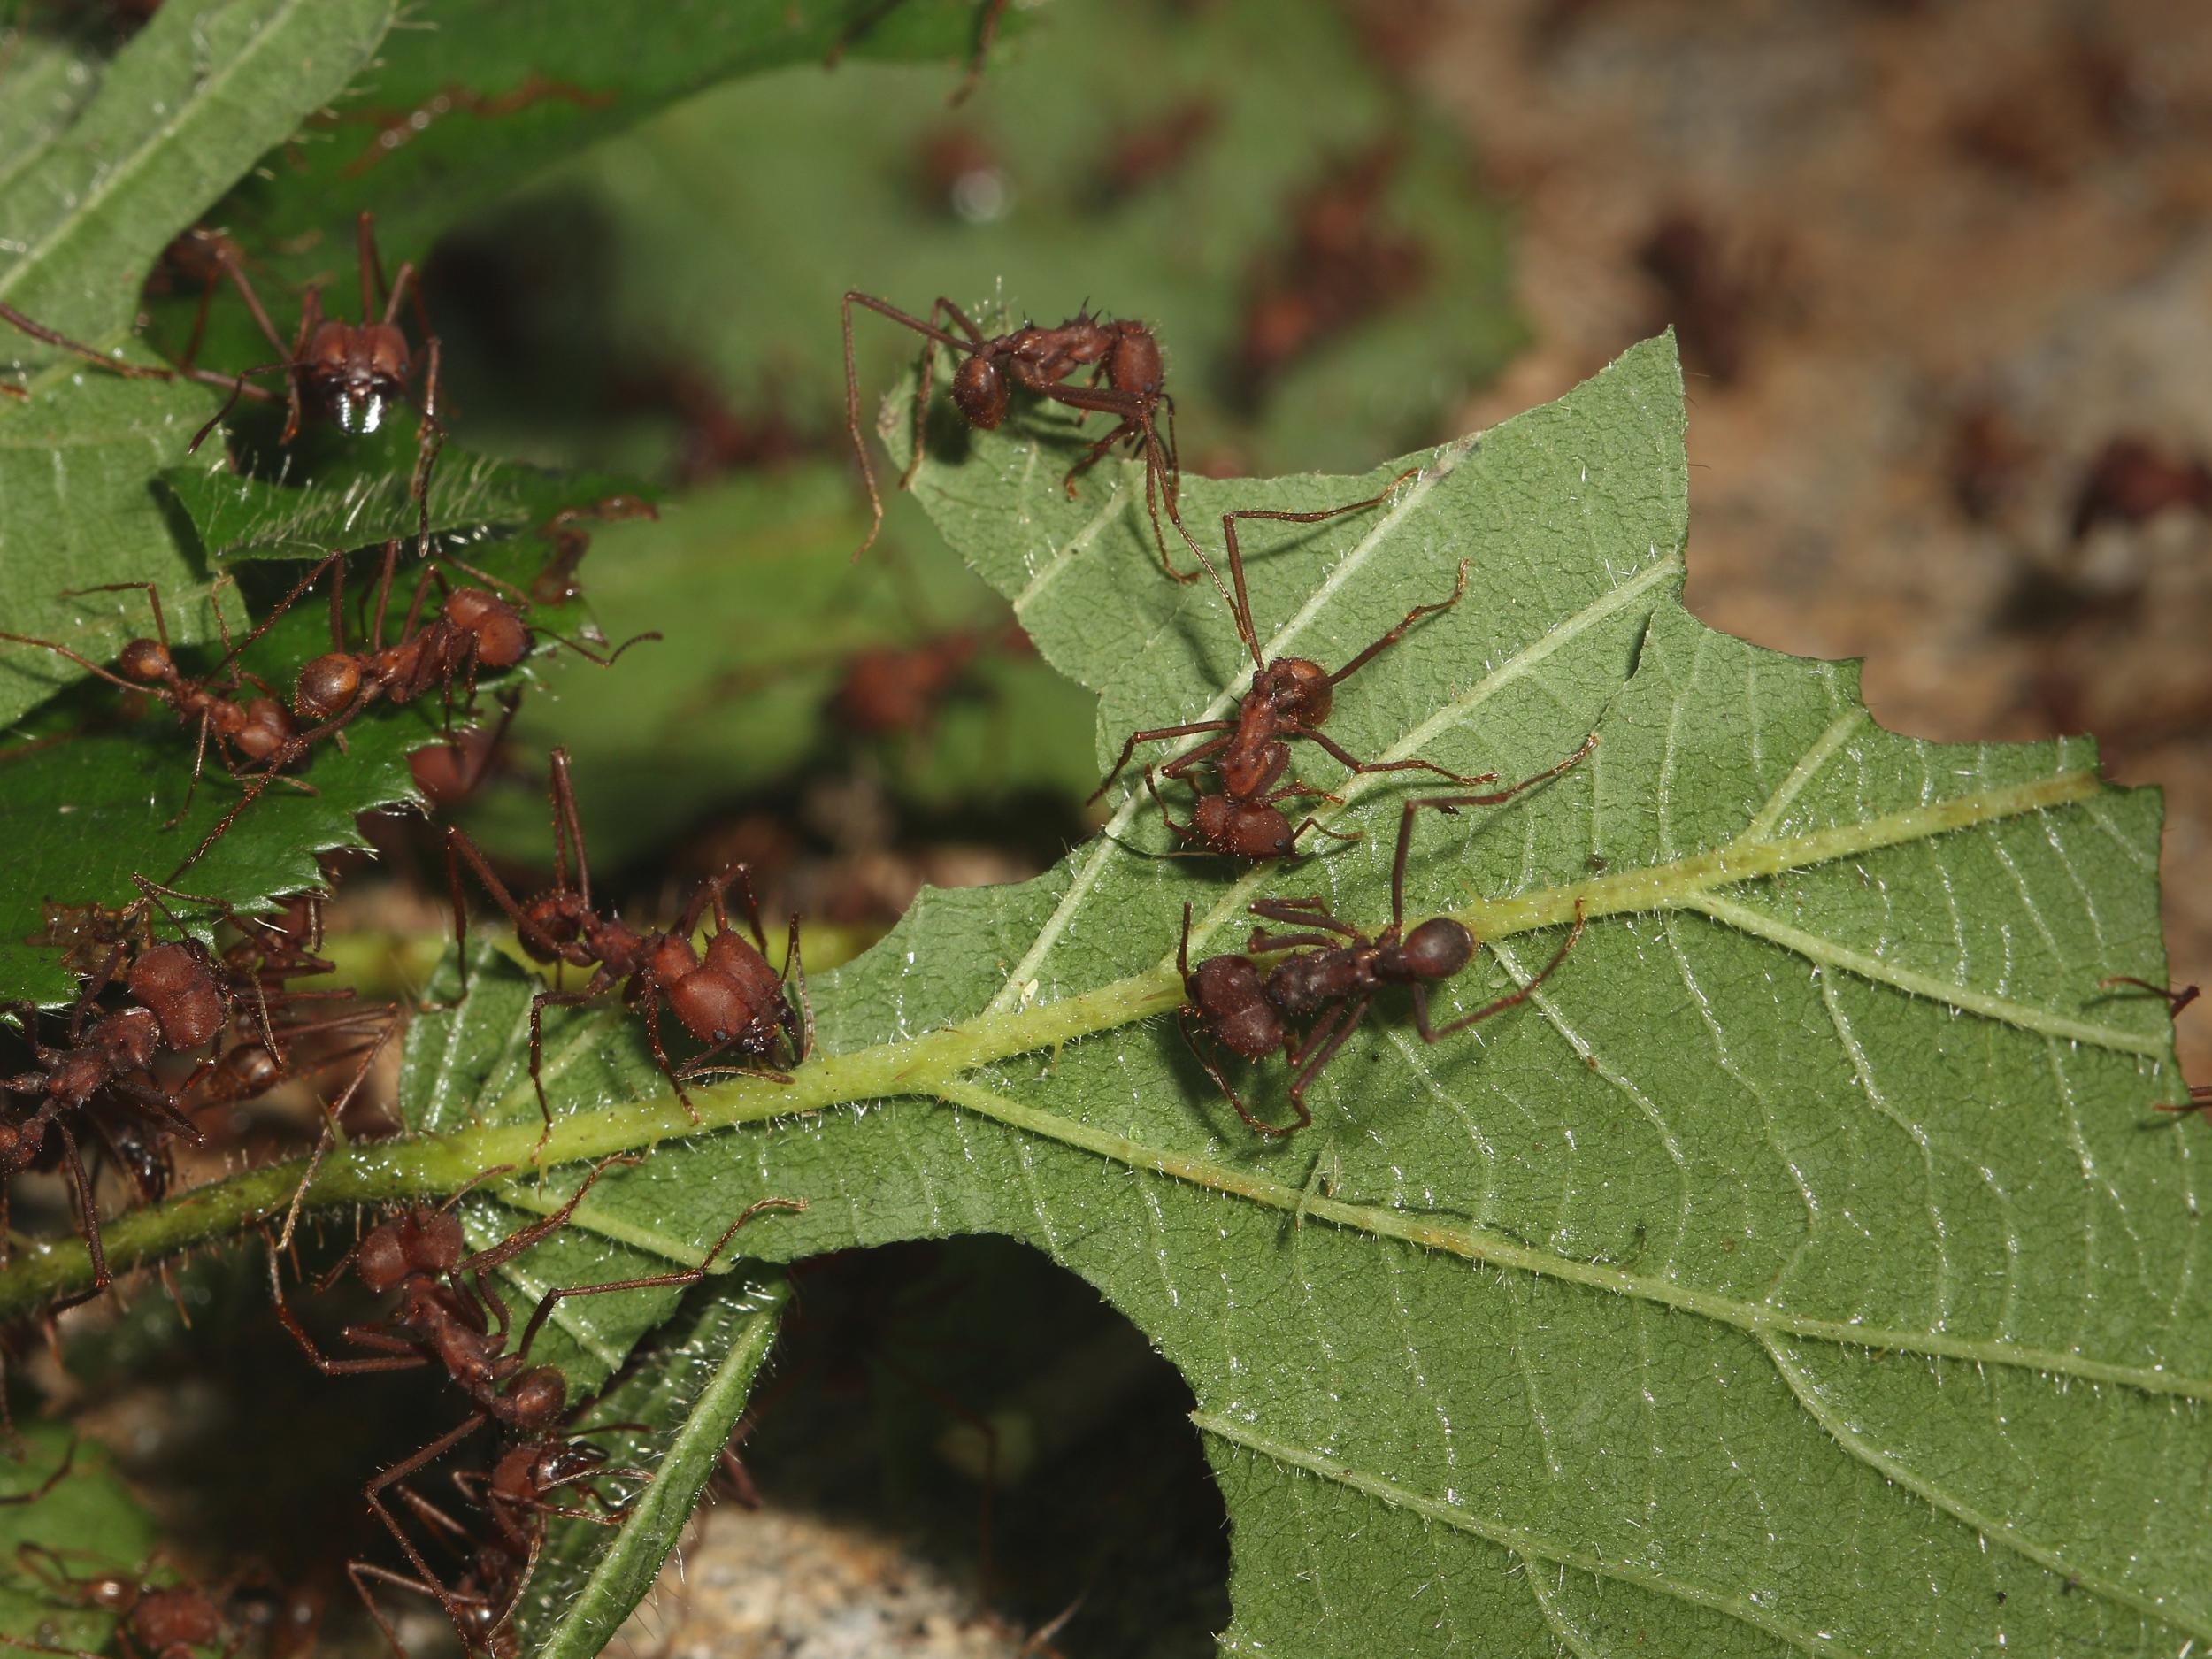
[8,1546,268,1659]
[1093,473,1510,858]
[1177,782,1594,1134]
[1089,100,1219,207]
[337,75,615,178]
[2068,436,2212,545]
[843,294,1202,579]
[1233,139,1427,405]
[526,495,658,608]
[443,749,812,1129]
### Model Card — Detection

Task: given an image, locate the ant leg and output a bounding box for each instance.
[186,362,291,454]
[536,627,662,667]
[1301,727,1499,789]
[211,241,295,358]
[1415,904,1587,1041]
[1142,767,1199,846]
[407,334,445,551]
[528,986,602,1138]
[946,0,1010,104]
[1089,724,1230,805]
[265,1245,429,1375]
[1389,734,1599,922]
[1284,997,1369,1117]
[46,1127,111,1315]
[1177,1010,1307,1137]
[0,1436,75,1506]
[640,995,701,1126]
[1242,929,1344,955]
[456,1152,638,1278]
[2099,976,2200,1019]
[348,1560,449,1659]
[513,1195,807,1362]
[446,826,568,965]
[164,709,217,829]
[1213,465,1422,667]
[549,748,594,910]
[842,291,978,558]
[278,1010,400,1251]
[0,303,174,380]
[897,296,985,493]
[363,1415,492,1651]
[785,914,814,1064]
[1326,554,1469,687]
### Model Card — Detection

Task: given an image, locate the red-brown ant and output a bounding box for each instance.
[1090,100,1219,207]
[526,495,658,607]
[843,294,1202,579]
[2100,975,2209,1118]
[1094,473,1501,858]
[0,580,300,826]
[0,935,222,1307]
[7,1546,257,1659]
[273,1168,802,1655]
[180,211,445,509]
[443,749,813,1130]
[1177,767,1594,1135]
[826,0,1011,107]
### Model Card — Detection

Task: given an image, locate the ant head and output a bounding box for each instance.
[1187,956,1286,1058]
[1193,794,1297,859]
[294,652,362,720]
[444,588,530,670]
[302,320,409,435]
[517,893,588,961]
[667,967,757,1048]
[233,697,294,763]
[951,354,1009,428]
[98,1003,165,1071]
[1108,326,1164,397]
[131,1588,221,1652]
[117,638,171,683]
[127,941,225,1050]
[1399,918,1474,982]
[1263,657,1333,726]
[505,1365,567,1428]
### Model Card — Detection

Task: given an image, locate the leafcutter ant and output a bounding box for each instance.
[1094,472,1509,858]
[843,294,1202,579]
[272,1166,803,1655]
[1177,769,1594,1135]
[443,749,812,1130]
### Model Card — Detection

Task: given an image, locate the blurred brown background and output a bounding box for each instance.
[1402,0,2212,1082]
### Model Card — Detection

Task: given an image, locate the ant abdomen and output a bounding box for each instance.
[127,941,225,1051]
[296,653,364,719]
[117,638,173,682]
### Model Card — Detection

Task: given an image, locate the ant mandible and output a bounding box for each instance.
[843,292,1202,580]
[443,749,812,1131]
[1177,757,1595,1135]
[1094,472,1504,859]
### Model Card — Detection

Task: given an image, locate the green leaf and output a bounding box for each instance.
[0,534,588,1006]
[472,0,1515,477]
[0,0,396,725]
[206,0,1021,280]
[158,434,651,564]
[7,339,2194,1656]
[517,1275,788,1659]
[0,1425,160,1650]
[478,464,1095,868]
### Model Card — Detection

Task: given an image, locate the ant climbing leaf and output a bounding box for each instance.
[0,535,588,1008]
[0,0,396,728]
[0,339,2194,1658]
